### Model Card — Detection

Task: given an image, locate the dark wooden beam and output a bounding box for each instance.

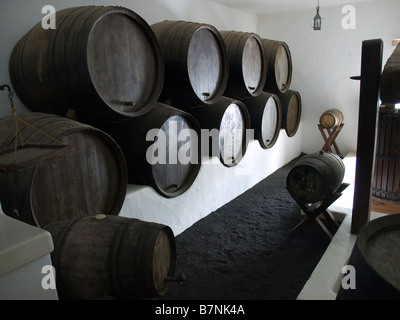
[351,39,383,235]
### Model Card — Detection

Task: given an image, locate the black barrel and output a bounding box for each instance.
[220,31,267,100]
[95,103,202,198]
[0,113,127,227]
[151,20,228,106]
[45,214,176,300]
[187,96,251,167]
[242,91,282,149]
[261,39,293,94]
[277,89,302,137]
[286,151,345,204]
[9,6,164,121]
[336,213,400,300]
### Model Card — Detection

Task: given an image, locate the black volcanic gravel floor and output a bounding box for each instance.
[158,153,337,300]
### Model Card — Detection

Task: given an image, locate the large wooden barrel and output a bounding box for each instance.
[242,92,282,149]
[9,6,164,121]
[220,31,267,100]
[261,39,293,94]
[277,90,302,137]
[336,213,400,300]
[319,109,344,129]
[187,97,250,167]
[372,107,400,201]
[151,20,228,106]
[45,214,176,300]
[0,113,127,227]
[286,151,345,204]
[96,103,201,198]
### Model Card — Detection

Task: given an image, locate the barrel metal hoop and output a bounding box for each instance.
[375,154,400,162]
[372,187,400,199]
[109,218,133,298]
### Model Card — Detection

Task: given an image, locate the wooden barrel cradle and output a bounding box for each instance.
[336,213,400,300]
[319,109,344,129]
[372,107,400,201]
[286,151,345,204]
[151,20,228,106]
[277,89,302,137]
[97,103,201,198]
[45,214,176,300]
[261,39,293,94]
[187,96,251,167]
[220,31,267,100]
[242,91,282,149]
[0,113,127,227]
[9,6,164,121]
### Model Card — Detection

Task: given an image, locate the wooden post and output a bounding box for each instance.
[351,39,383,234]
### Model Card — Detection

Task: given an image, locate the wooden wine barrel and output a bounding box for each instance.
[242,92,282,149]
[151,20,228,106]
[277,90,302,137]
[45,214,176,300]
[9,6,164,121]
[372,107,400,201]
[187,96,251,167]
[220,31,267,100]
[96,103,201,198]
[319,109,344,129]
[0,113,127,227]
[261,39,293,94]
[336,213,400,300]
[286,151,345,204]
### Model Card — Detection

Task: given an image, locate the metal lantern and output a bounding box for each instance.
[313,2,322,30]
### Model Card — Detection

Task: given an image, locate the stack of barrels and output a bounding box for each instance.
[5,5,303,299]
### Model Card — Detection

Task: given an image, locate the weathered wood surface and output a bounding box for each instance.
[45,215,176,300]
[9,6,164,121]
[220,31,267,100]
[0,113,127,227]
[151,20,228,106]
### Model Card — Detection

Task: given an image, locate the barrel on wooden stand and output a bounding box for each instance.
[336,213,400,300]
[0,113,127,227]
[220,31,267,100]
[372,107,400,201]
[242,91,282,149]
[151,20,228,106]
[319,109,344,129]
[9,6,164,121]
[96,103,202,198]
[261,39,293,94]
[286,151,345,204]
[187,96,251,167]
[277,89,302,137]
[45,214,177,300]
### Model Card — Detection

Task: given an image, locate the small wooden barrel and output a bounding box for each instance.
[336,213,400,300]
[286,151,345,204]
[151,20,228,106]
[242,92,282,149]
[277,90,302,137]
[261,39,292,94]
[45,214,176,300]
[0,113,127,227]
[187,97,251,167]
[319,109,344,129]
[9,6,164,121]
[220,31,267,100]
[372,108,400,201]
[96,103,201,198]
